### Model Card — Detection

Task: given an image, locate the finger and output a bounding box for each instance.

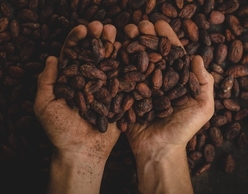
[154,20,185,53]
[107,123,121,139]
[35,56,58,115]
[191,55,212,85]
[63,25,87,48]
[87,20,103,39]
[191,55,214,102]
[59,25,87,68]
[38,56,58,89]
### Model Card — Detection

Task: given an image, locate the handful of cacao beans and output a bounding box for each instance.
[54,19,201,133]
[1,1,248,192]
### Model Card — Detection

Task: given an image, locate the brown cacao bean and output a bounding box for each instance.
[116,117,128,132]
[18,9,39,22]
[226,14,243,36]
[225,64,248,78]
[210,33,226,44]
[0,2,11,17]
[175,0,184,9]
[225,123,241,140]
[94,87,111,107]
[223,154,235,173]
[0,17,9,33]
[195,163,211,176]
[91,100,109,116]
[237,6,248,17]
[98,59,119,72]
[139,35,159,50]
[211,115,228,127]
[218,0,239,14]
[187,135,197,151]
[189,151,202,161]
[138,51,149,72]
[215,43,227,65]
[70,76,85,90]
[75,92,87,112]
[123,71,146,83]
[223,99,240,111]
[171,95,189,107]
[119,80,136,92]
[54,85,75,100]
[84,80,104,95]
[204,144,215,163]
[154,96,170,110]
[97,115,108,133]
[210,127,224,147]
[204,0,215,15]
[80,64,107,80]
[167,86,187,100]
[194,14,210,30]
[237,132,248,148]
[209,11,225,24]
[234,109,248,121]
[156,106,173,118]
[182,19,199,42]
[136,82,152,98]
[163,69,179,91]
[91,38,105,63]
[161,2,177,18]
[221,76,234,93]
[159,37,171,56]
[179,4,197,19]
[136,98,153,116]
[188,72,201,96]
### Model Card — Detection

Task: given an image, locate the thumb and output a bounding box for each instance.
[191,55,211,85]
[38,56,58,95]
[34,56,58,115]
[191,55,214,103]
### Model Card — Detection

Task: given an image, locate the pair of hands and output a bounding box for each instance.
[34,25,214,188]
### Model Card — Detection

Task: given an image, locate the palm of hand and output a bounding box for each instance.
[34,25,120,158]
[126,95,213,157]
[34,56,120,158]
[125,25,214,157]
[126,54,214,157]
[36,97,119,157]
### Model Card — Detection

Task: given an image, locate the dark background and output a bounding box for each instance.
[0,0,248,194]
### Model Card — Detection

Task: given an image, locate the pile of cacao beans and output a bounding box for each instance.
[0,0,248,193]
[55,19,202,133]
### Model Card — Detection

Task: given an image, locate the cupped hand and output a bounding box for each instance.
[34,25,120,160]
[125,26,214,160]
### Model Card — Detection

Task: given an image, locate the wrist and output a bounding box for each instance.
[134,143,186,166]
[47,147,107,194]
[52,147,107,166]
[135,147,192,194]
[136,146,186,168]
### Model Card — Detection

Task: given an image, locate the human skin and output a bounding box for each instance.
[125,26,214,194]
[34,25,121,194]
[34,24,214,194]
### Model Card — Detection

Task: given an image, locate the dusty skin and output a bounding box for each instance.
[125,22,214,194]
[34,25,120,194]
[34,22,214,194]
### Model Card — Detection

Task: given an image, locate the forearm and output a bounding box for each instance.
[136,147,193,194]
[47,148,106,194]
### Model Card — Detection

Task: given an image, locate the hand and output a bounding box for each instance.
[126,38,214,161]
[126,55,214,158]
[34,25,120,160]
[34,25,120,194]
[125,23,214,194]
